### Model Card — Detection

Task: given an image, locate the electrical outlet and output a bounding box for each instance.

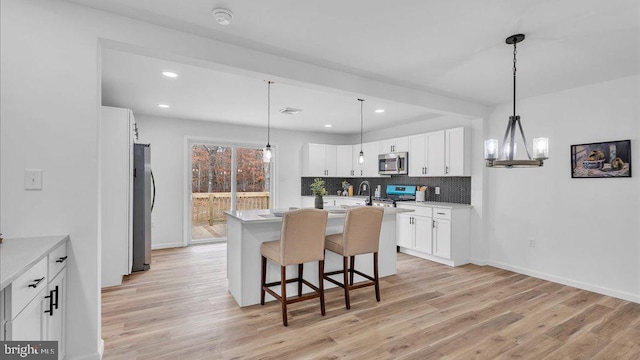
[528,237,536,248]
[24,169,43,190]
[435,186,441,195]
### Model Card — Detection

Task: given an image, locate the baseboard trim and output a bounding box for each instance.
[66,339,104,360]
[487,260,640,303]
[151,242,184,250]
[99,339,104,360]
[469,257,488,266]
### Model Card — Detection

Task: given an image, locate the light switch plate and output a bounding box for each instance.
[435,186,441,195]
[24,169,43,190]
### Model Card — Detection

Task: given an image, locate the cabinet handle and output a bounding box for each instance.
[446,166,449,174]
[28,277,45,288]
[432,220,436,229]
[437,212,445,215]
[44,290,54,316]
[53,285,59,309]
[56,256,68,263]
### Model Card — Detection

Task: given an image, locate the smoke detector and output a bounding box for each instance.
[279,107,302,115]
[212,8,233,26]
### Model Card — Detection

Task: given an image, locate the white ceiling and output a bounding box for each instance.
[74,0,640,133]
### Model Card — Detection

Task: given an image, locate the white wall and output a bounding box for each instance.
[1,1,102,358]
[135,115,353,249]
[485,75,640,301]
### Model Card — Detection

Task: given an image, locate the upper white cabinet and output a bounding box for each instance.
[302,143,337,177]
[445,127,468,176]
[351,144,365,177]
[380,137,408,153]
[362,141,381,177]
[336,145,354,177]
[408,131,445,176]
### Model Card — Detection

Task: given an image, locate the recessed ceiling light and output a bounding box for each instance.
[157,104,170,108]
[324,124,332,128]
[162,71,178,78]
[375,109,385,113]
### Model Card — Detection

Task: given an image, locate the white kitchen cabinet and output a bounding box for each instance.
[380,137,408,153]
[351,144,365,177]
[46,268,66,360]
[445,127,468,176]
[362,141,381,177]
[302,143,337,177]
[408,131,445,176]
[6,288,47,341]
[396,204,470,266]
[336,145,354,177]
[101,106,135,288]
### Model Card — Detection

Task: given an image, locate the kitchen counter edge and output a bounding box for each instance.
[398,201,472,209]
[225,207,413,223]
[0,235,69,290]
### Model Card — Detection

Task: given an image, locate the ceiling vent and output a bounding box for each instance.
[279,107,302,115]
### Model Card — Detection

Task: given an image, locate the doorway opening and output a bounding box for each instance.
[189,142,272,244]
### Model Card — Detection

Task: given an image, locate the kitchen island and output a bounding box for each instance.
[224,207,412,307]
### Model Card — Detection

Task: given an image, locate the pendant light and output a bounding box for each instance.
[358,98,365,164]
[263,80,273,163]
[484,34,549,168]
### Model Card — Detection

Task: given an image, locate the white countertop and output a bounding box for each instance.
[302,195,369,200]
[225,206,413,223]
[0,235,69,290]
[398,201,472,209]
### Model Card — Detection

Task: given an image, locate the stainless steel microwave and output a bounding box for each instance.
[378,152,408,175]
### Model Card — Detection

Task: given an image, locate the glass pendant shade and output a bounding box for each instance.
[533,137,549,160]
[263,144,272,162]
[358,150,364,164]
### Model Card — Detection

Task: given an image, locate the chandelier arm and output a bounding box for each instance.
[508,117,517,161]
[500,118,512,157]
[516,117,533,160]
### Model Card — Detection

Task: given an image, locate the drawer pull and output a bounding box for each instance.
[56,256,68,263]
[44,290,54,316]
[437,212,446,215]
[53,285,59,309]
[28,276,45,288]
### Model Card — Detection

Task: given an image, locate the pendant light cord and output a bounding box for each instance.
[358,98,364,151]
[512,43,517,119]
[267,81,272,146]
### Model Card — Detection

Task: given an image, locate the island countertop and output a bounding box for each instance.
[0,235,69,290]
[224,206,413,223]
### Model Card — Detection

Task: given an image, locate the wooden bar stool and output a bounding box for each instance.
[260,209,328,326]
[323,206,384,309]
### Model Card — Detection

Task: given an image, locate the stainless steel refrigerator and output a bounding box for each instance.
[132,143,154,272]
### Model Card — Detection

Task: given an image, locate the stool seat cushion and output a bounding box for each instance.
[261,240,281,264]
[325,233,344,255]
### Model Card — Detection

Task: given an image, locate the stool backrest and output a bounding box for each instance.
[280,209,328,265]
[343,207,384,256]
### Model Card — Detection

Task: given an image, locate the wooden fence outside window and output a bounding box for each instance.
[192,192,270,225]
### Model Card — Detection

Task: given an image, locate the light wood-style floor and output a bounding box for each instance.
[102,244,640,359]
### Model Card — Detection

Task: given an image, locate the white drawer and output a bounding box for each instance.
[5,257,47,320]
[433,208,451,220]
[48,242,68,279]
[397,204,432,217]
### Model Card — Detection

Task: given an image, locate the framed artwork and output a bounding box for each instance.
[571,139,631,178]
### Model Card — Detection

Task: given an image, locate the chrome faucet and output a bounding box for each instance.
[358,180,373,206]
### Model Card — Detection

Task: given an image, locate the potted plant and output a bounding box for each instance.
[341,180,351,196]
[310,178,328,209]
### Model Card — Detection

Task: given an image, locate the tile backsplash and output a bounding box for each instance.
[301,176,471,204]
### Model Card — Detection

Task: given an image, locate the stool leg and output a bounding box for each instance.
[349,255,355,285]
[373,252,380,302]
[281,265,288,326]
[343,256,350,310]
[260,256,267,305]
[319,260,326,316]
[298,263,304,297]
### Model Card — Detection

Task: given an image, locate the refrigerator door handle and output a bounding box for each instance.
[150,169,156,212]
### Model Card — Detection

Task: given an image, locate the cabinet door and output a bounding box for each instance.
[336,145,354,177]
[408,135,426,176]
[324,145,337,177]
[47,269,66,360]
[413,216,433,254]
[380,139,395,153]
[434,218,452,259]
[394,137,409,152]
[426,131,446,176]
[6,288,47,341]
[362,141,381,177]
[446,127,465,176]
[306,144,326,176]
[396,214,414,248]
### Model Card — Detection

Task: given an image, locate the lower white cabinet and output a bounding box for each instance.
[396,204,470,266]
[3,242,67,360]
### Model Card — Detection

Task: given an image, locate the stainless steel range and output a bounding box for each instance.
[372,185,416,207]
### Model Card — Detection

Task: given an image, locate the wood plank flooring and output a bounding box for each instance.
[102,244,640,359]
